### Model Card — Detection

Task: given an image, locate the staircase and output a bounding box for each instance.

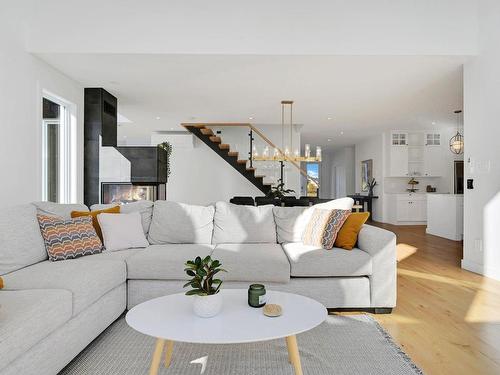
[183,124,273,194]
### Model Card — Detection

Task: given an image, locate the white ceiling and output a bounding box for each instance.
[37,54,465,150]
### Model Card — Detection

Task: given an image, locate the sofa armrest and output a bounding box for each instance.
[357,224,397,308]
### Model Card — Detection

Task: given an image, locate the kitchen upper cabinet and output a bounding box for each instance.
[422,133,444,177]
[423,145,444,176]
[389,131,446,177]
[389,137,408,177]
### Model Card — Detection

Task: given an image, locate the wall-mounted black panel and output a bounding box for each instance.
[84,88,118,206]
[116,146,167,184]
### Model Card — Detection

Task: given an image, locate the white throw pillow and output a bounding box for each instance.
[213,202,276,244]
[273,197,354,243]
[97,212,149,251]
[147,201,215,244]
[91,200,154,235]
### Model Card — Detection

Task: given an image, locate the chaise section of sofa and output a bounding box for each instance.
[0,203,129,375]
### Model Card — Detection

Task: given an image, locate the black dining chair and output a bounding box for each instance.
[229,196,255,206]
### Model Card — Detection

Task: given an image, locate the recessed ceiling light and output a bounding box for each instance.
[340,131,344,135]
[248,116,254,120]
[170,128,174,130]
[327,117,333,120]
[155,116,161,120]
[431,121,436,125]
[327,138,332,142]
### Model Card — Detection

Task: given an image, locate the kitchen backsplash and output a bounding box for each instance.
[384,177,452,194]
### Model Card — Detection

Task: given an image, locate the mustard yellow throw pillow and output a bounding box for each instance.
[71,206,120,242]
[334,212,370,250]
[0,276,3,289]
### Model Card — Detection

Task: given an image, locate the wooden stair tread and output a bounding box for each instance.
[254,175,265,178]
[246,167,256,171]
[209,136,221,143]
[201,128,214,135]
[237,160,248,164]
[219,144,230,150]
[227,151,238,157]
[194,125,206,129]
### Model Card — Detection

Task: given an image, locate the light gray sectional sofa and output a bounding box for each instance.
[0,198,396,375]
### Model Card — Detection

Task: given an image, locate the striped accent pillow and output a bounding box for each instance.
[302,208,351,249]
[37,215,103,261]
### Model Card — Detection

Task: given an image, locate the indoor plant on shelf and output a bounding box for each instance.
[184,255,227,318]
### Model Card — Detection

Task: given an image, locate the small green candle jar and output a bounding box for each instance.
[248,284,267,308]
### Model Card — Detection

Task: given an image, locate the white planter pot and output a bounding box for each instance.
[192,293,223,318]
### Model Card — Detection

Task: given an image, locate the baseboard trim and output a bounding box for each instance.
[462,258,500,281]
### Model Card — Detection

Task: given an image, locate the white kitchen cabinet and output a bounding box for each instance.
[390,145,409,176]
[390,193,427,224]
[423,144,444,177]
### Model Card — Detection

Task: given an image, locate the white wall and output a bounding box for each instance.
[321,147,355,199]
[462,0,500,280]
[159,137,262,205]
[355,134,385,222]
[0,2,84,207]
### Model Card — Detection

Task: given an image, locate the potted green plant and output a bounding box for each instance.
[266,182,295,204]
[184,255,226,318]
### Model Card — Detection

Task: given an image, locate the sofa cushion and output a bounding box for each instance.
[91,200,154,235]
[98,212,149,251]
[1,257,126,315]
[148,201,215,244]
[281,242,372,277]
[0,289,72,371]
[126,244,215,280]
[213,243,290,282]
[31,201,89,219]
[213,202,276,244]
[37,215,103,261]
[0,204,47,275]
[273,198,355,243]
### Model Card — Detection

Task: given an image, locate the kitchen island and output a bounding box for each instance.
[426,193,463,241]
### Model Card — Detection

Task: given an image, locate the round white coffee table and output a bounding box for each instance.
[126,289,327,375]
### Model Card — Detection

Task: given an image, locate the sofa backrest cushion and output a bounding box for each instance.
[91,200,154,235]
[32,201,89,219]
[273,206,309,243]
[273,197,355,243]
[0,204,47,275]
[148,201,215,244]
[213,202,276,244]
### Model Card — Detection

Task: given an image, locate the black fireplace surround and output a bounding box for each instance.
[84,88,167,206]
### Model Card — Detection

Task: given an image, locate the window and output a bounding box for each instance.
[306,163,319,197]
[426,133,441,146]
[41,93,77,203]
[392,132,408,145]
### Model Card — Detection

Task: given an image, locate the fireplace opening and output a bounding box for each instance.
[101,182,165,204]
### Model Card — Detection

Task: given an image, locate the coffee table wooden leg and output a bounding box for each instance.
[164,340,174,368]
[285,335,303,375]
[150,338,165,375]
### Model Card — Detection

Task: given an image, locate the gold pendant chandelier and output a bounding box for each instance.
[252,100,322,162]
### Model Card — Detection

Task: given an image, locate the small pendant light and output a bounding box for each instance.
[449,110,464,155]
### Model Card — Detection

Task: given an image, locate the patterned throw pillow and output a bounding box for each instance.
[37,215,103,261]
[302,208,351,249]
[321,209,352,249]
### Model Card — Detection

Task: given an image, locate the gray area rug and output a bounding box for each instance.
[60,314,423,375]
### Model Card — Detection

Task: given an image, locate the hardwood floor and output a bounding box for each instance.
[351,223,500,375]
